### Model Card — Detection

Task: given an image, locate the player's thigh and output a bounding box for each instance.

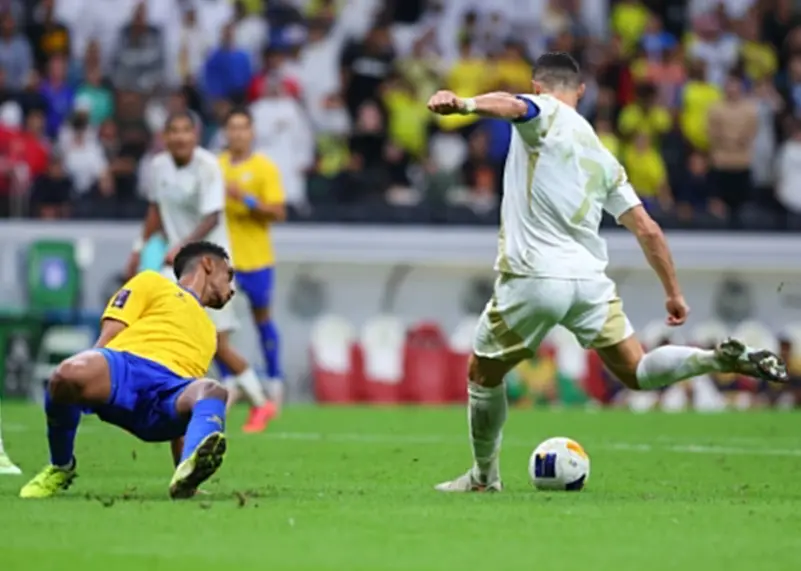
[50,349,113,404]
[235,267,274,318]
[472,275,568,386]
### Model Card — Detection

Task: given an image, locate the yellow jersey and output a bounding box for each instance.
[624,146,667,198]
[102,271,216,379]
[680,81,722,151]
[220,152,285,270]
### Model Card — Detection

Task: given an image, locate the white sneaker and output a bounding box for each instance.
[435,470,502,493]
[716,338,789,383]
[0,452,22,475]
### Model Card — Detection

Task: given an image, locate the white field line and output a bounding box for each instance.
[5,424,801,457]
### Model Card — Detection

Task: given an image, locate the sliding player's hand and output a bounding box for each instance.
[665,295,689,327]
[427,90,464,115]
[164,246,181,267]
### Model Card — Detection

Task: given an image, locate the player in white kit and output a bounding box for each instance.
[125,111,275,434]
[427,52,788,492]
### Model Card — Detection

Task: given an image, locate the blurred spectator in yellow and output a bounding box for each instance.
[611,0,650,57]
[492,41,531,94]
[707,72,758,221]
[738,17,777,83]
[624,131,672,211]
[680,60,722,152]
[381,74,430,160]
[396,30,442,103]
[595,118,620,159]
[439,37,490,131]
[618,83,672,147]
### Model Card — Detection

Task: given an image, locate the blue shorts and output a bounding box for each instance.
[87,349,194,442]
[235,266,275,311]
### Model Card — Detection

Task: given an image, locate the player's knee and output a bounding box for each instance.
[49,360,86,402]
[198,379,229,403]
[468,354,507,388]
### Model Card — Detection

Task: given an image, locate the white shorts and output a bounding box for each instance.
[473,274,634,362]
[160,267,239,334]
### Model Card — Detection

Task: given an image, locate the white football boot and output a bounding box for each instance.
[435,468,502,493]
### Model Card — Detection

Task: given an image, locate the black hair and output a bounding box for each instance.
[164,110,197,131]
[532,51,581,89]
[174,241,229,279]
[224,106,252,125]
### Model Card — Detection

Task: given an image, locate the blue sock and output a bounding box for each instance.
[257,319,282,379]
[214,358,232,380]
[45,391,81,467]
[180,398,226,463]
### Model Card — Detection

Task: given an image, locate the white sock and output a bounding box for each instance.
[234,368,267,407]
[636,346,723,391]
[468,381,507,483]
[266,379,284,407]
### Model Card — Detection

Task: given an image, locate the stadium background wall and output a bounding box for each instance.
[0,222,799,402]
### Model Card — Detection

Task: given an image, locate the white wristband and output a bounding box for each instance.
[132,238,144,253]
[460,97,477,114]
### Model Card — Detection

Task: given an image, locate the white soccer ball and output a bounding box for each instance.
[529,437,590,491]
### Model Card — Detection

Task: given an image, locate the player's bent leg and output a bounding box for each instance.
[170,379,229,499]
[596,336,789,392]
[20,351,112,498]
[216,331,276,432]
[435,354,518,493]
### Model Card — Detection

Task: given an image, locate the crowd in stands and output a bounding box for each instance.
[1,0,801,228]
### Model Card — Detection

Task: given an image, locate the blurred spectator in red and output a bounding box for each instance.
[340,22,394,119]
[707,72,759,221]
[203,23,252,102]
[775,118,801,215]
[247,45,301,102]
[29,153,72,219]
[39,54,73,138]
[111,2,165,93]
[0,11,33,90]
[0,102,48,201]
[27,0,71,70]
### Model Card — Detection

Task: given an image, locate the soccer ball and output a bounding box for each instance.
[528,437,590,491]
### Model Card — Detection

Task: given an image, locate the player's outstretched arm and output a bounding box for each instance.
[427,90,531,121]
[126,203,164,278]
[618,205,688,326]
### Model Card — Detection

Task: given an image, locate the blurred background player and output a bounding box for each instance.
[125,111,274,433]
[0,403,21,475]
[21,242,233,499]
[220,108,286,414]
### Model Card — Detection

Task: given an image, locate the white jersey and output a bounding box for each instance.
[496,94,641,279]
[147,147,231,250]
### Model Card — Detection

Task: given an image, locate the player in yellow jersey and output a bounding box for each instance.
[20,242,235,500]
[219,108,286,426]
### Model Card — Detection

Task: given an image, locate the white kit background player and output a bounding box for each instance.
[125,111,276,434]
[427,52,788,492]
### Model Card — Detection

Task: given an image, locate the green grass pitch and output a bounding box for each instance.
[1,403,800,571]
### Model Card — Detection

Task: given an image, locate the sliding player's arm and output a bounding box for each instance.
[94,272,154,347]
[427,90,536,121]
[608,167,688,325]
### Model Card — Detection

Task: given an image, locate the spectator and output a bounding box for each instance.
[611,0,649,57]
[113,90,150,161]
[680,59,722,152]
[29,153,72,219]
[111,2,165,93]
[0,11,33,90]
[687,14,739,87]
[75,66,114,126]
[624,131,673,212]
[16,69,46,116]
[617,83,672,147]
[247,45,301,102]
[40,54,74,139]
[640,12,677,61]
[340,22,395,119]
[396,29,442,103]
[595,118,621,158]
[250,80,313,205]
[751,78,783,197]
[779,54,801,119]
[60,104,108,196]
[738,15,777,83]
[0,103,49,199]
[775,119,801,214]
[171,7,212,88]
[26,0,71,70]
[203,23,252,102]
[381,74,429,160]
[708,73,759,222]
[231,0,267,70]
[492,41,531,94]
[457,129,500,211]
[679,151,715,219]
[631,45,686,109]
